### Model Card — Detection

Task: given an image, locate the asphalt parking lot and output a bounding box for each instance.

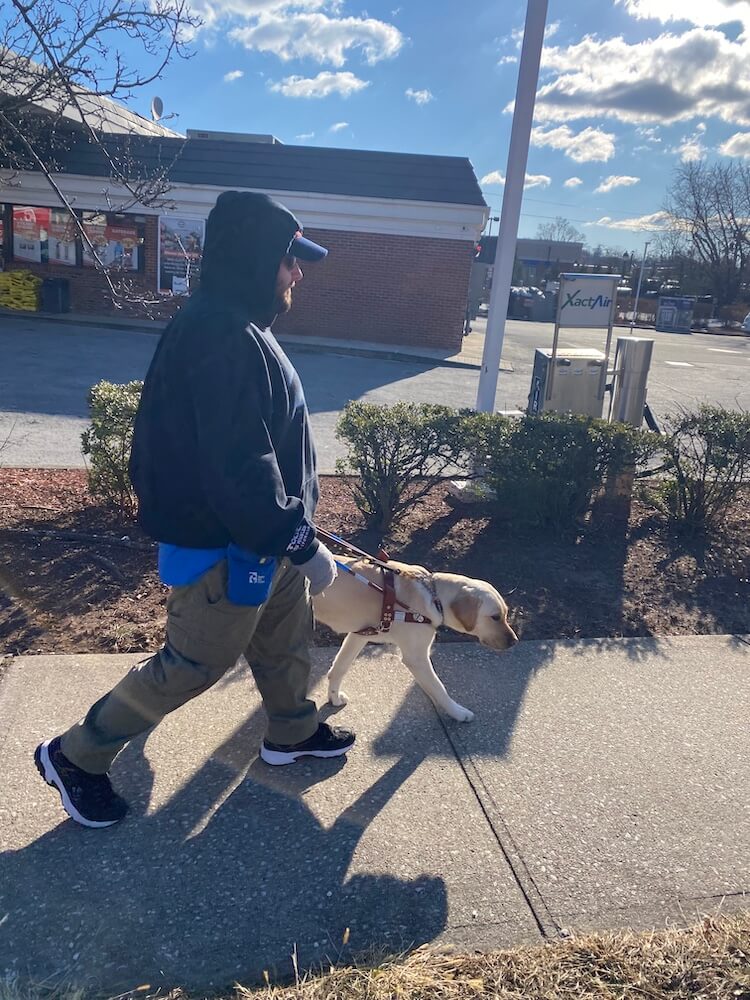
[1,315,748,471]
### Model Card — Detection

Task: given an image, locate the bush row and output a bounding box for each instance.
[81,382,750,536]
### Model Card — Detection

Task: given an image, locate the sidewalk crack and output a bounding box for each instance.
[436,713,564,941]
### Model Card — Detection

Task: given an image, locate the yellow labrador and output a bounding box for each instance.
[312,556,518,722]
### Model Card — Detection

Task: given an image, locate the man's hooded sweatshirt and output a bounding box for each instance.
[128,192,320,566]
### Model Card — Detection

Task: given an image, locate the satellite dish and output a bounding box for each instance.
[151,96,164,122]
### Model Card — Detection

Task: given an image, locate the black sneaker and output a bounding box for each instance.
[260,722,356,766]
[34,737,129,828]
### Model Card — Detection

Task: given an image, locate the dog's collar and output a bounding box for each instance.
[426,575,445,627]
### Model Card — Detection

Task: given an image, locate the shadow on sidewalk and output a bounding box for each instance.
[0,669,447,992]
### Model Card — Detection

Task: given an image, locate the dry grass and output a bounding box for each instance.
[247,913,750,1000]
[3,912,748,1000]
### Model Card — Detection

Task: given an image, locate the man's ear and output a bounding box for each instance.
[450,591,481,633]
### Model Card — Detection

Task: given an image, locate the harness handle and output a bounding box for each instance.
[316,528,400,574]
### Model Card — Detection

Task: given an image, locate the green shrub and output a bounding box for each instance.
[81,380,143,517]
[652,405,750,533]
[335,401,468,533]
[472,412,659,529]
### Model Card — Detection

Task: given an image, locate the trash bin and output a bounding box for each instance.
[40,277,71,314]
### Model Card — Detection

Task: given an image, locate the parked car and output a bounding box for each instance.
[741,312,750,333]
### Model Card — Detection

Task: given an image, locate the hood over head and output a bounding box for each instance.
[199,191,304,325]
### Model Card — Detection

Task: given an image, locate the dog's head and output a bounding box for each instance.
[440,577,518,651]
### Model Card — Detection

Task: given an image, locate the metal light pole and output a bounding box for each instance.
[630,240,651,334]
[476,0,548,411]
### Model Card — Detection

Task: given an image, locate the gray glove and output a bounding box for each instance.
[297,542,337,596]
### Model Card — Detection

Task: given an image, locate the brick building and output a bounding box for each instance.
[1,126,487,350]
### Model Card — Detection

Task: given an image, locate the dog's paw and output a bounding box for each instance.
[449,705,475,723]
[328,688,349,707]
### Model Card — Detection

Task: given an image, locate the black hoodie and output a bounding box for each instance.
[128,192,320,562]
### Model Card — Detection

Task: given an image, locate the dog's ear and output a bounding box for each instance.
[450,591,481,633]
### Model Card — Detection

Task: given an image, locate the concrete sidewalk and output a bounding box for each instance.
[1,635,748,991]
[0,307,513,372]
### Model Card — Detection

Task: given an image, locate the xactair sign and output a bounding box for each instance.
[557,274,618,329]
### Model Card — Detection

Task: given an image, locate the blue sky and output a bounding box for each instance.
[125,0,750,252]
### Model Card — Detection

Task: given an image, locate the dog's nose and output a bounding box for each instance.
[506,628,519,646]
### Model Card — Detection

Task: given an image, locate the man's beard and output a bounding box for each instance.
[274,285,293,315]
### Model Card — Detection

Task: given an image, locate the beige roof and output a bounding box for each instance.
[0,49,181,138]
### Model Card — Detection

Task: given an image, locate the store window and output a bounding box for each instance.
[158,216,204,294]
[12,205,49,263]
[11,206,78,266]
[48,209,78,266]
[81,212,144,272]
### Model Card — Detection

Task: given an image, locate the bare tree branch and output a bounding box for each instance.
[0,0,200,312]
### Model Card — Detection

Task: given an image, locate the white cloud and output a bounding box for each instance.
[675,128,707,161]
[595,175,641,193]
[296,131,315,141]
[223,69,244,82]
[481,171,506,185]
[405,87,434,104]
[545,20,561,39]
[532,28,750,127]
[531,125,616,162]
[480,171,551,188]
[616,0,750,36]
[269,71,369,98]
[329,121,349,132]
[499,54,518,65]
[587,210,671,231]
[720,131,750,155]
[636,126,662,143]
[230,11,404,66]
[564,176,584,188]
[524,174,552,188]
[189,0,328,25]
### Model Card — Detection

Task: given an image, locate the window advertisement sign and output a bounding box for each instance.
[13,205,50,263]
[556,273,619,329]
[82,214,140,270]
[48,209,77,266]
[656,295,696,334]
[159,216,204,294]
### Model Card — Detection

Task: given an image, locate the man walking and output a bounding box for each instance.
[35,191,354,828]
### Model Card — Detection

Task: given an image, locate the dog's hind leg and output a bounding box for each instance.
[327,633,369,706]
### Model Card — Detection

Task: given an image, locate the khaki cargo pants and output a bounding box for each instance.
[60,558,318,774]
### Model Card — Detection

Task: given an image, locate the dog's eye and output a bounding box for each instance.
[491,614,502,621]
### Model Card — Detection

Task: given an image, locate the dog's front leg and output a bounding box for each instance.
[401,650,475,722]
[327,633,369,706]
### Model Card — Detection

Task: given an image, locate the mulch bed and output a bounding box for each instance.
[1,468,749,655]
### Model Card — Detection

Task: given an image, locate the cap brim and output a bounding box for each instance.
[291,234,328,261]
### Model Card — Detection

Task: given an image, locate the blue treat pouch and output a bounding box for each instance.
[226,545,276,606]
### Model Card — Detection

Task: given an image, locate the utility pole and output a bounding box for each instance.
[630,240,651,334]
[476,0,549,412]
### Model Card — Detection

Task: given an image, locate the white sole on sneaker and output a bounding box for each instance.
[260,743,354,766]
[36,740,119,828]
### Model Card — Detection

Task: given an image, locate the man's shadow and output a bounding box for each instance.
[0,670,447,994]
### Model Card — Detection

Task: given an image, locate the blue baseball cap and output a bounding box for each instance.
[286,229,328,261]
